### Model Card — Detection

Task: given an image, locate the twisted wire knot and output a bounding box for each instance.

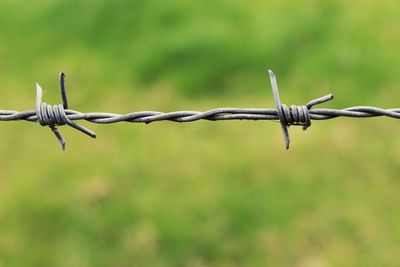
[37,103,68,127]
[278,104,311,130]
[35,73,96,150]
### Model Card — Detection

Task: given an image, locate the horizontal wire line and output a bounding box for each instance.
[0,106,400,124]
[2,70,398,150]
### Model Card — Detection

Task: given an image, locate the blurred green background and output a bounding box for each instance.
[0,0,400,266]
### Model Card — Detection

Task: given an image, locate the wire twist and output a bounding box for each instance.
[279,104,311,129]
[0,70,398,150]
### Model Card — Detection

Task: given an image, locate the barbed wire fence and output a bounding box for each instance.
[0,70,399,150]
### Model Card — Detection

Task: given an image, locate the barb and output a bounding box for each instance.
[35,72,96,150]
[0,70,398,150]
[268,70,334,149]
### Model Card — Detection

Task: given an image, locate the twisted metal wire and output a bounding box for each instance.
[0,70,399,150]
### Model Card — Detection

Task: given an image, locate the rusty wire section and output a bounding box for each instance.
[0,70,399,150]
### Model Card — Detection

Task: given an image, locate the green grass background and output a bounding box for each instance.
[1,0,400,266]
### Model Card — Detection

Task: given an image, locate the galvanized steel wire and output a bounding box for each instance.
[0,70,398,150]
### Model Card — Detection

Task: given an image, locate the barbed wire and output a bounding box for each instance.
[0,70,398,150]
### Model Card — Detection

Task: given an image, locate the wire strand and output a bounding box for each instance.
[0,70,397,150]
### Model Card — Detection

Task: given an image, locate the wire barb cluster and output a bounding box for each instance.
[268,70,335,149]
[0,70,398,150]
[35,72,96,150]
